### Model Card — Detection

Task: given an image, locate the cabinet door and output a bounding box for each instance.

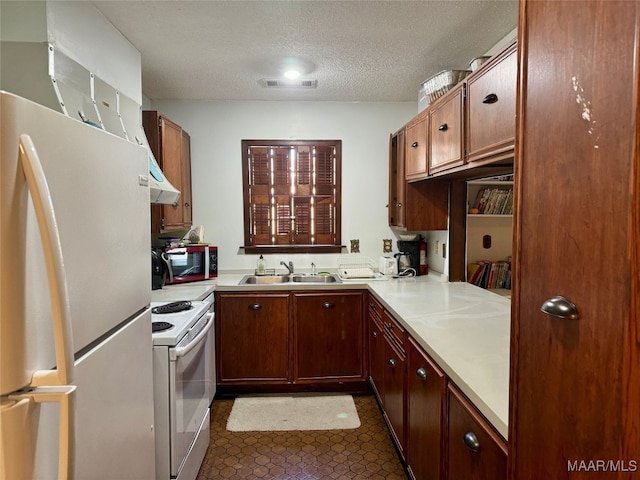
[405,111,429,181]
[388,129,406,227]
[180,130,192,227]
[158,116,184,230]
[406,338,445,480]
[144,111,192,233]
[216,293,290,383]
[448,384,507,480]
[510,1,639,478]
[429,84,465,174]
[466,43,516,164]
[293,292,364,381]
[383,333,406,457]
[369,297,386,400]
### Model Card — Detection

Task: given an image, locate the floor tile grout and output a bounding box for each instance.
[197,395,408,480]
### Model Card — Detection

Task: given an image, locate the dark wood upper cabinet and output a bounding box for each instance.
[388,127,449,231]
[466,42,517,166]
[429,83,465,174]
[143,111,192,233]
[509,1,640,478]
[405,110,429,181]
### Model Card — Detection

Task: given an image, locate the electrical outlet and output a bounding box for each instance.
[442,243,446,258]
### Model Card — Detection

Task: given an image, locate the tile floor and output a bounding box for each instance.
[197,395,408,479]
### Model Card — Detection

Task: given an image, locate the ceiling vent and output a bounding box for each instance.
[259,78,318,89]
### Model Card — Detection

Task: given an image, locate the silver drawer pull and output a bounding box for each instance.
[463,432,481,453]
[248,303,262,311]
[540,296,579,320]
[416,367,427,381]
[388,358,396,368]
[323,302,335,309]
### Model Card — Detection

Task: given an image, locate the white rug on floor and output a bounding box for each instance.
[226,394,361,432]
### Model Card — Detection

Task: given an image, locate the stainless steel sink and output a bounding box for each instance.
[239,273,342,285]
[291,274,341,283]
[240,274,291,284]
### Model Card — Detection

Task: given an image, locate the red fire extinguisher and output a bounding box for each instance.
[419,241,427,275]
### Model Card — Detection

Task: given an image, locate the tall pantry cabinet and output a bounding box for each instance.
[509,1,639,478]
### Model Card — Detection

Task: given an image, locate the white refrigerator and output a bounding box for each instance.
[0,91,156,479]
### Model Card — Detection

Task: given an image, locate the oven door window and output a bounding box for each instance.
[168,319,212,476]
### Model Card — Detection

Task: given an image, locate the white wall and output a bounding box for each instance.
[0,1,142,104]
[150,100,415,273]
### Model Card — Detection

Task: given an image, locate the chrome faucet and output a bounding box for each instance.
[280,260,294,274]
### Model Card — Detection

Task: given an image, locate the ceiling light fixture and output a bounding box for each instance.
[283,69,301,80]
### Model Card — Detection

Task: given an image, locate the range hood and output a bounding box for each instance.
[0,41,179,204]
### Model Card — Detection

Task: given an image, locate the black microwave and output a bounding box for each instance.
[164,245,217,284]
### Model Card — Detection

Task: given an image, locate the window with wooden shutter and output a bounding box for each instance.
[242,140,342,253]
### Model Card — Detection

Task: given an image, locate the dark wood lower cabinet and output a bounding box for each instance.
[383,332,406,457]
[368,295,407,458]
[447,384,507,480]
[293,291,364,382]
[406,337,446,480]
[368,294,508,478]
[216,290,367,393]
[216,292,290,384]
[368,313,385,399]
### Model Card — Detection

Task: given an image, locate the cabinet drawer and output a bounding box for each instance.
[382,309,406,349]
[466,43,517,164]
[447,384,507,479]
[368,294,384,322]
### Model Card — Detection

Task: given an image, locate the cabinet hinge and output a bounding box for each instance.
[463,84,467,98]
[158,118,162,128]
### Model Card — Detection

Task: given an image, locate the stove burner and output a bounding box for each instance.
[151,301,192,315]
[152,321,174,333]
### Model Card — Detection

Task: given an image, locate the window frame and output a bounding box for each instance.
[241,139,343,254]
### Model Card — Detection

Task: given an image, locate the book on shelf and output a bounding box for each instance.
[471,187,513,215]
[467,259,512,289]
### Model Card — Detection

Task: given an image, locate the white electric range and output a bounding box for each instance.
[151,299,213,480]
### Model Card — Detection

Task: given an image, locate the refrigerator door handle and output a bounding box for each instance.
[18,134,75,387]
[7,386,77,480]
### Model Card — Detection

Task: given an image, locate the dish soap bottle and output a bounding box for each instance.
[257,255,266,275]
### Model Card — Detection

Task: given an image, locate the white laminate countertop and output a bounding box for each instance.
[151,272,510,439]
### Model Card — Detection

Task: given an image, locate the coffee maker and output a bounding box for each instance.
[397,240,428,276]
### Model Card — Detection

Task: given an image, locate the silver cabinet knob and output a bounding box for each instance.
[248,303,262,311]
[540,296,579,320]
[388,358,396,368]
[463,432,480,452]
[416,367,427,381]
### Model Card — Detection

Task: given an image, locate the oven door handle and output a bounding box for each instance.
[171,313,213,360]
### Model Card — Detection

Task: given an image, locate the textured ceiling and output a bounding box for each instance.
[90,0,518,102]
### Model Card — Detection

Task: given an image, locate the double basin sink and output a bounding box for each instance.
[239,273,342,285]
